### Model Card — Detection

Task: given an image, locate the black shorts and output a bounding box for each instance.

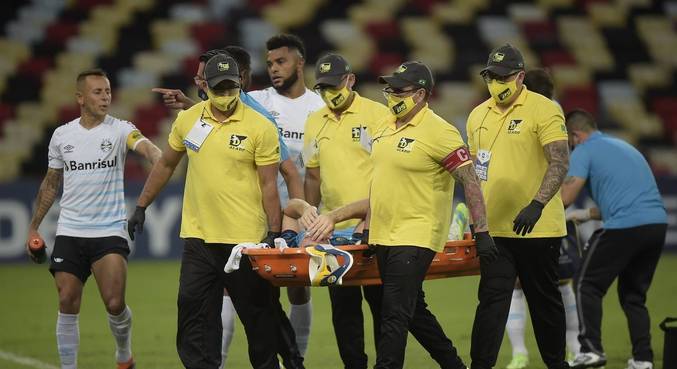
[49,235,130,283]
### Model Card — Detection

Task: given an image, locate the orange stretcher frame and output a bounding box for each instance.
[242,234,480,287]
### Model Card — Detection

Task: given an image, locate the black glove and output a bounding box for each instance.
[128,206,146,241]
[513,200,545,236]
[262,231,281,248]
[474,231,498,265]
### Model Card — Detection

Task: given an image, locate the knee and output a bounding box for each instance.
[58,289,81,314]
[104,295,126,315]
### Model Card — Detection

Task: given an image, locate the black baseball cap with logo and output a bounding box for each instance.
[480,44,525,77]
[378,61,434,92]
[314,53,352,89]
[204,54,240,89]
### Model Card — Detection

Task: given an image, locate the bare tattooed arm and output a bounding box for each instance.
[29,168,63,231]
[451,163,488,233]
[534,140,569,205]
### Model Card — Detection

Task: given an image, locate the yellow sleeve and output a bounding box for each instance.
[126,130,148,150]
[536,101,568,146]
[255,122,281,166]
[429,121,468,163]
[303,114,320,168]
[168,114,187,152]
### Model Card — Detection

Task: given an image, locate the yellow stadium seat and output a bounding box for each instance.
[550,65,591,93]
[628,63,672,93]
[588,2,628,28]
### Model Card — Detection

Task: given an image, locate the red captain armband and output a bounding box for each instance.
[441,147,471,172]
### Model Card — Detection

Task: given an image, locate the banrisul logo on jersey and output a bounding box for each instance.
[229,134,247,151]
[65,156,118,171]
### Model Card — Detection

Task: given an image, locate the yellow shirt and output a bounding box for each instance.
[304,93,389,230]
[466,86,567,238]
[369,105,471,252]
[168,100,280,243]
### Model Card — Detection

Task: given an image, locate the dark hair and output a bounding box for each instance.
[223,46,251,71]
[76,68,108,84]
[199,49,225,63]
[266,34,306,58]
[199,46,251,71]
[565,109,597,131]
[524,68,554,99]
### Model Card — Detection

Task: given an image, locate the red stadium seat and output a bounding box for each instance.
[541,49,577,68]
[522,20,558,45]
[45,22,79,46]
[181,56,201,80]
[652,96,677,143]
[248,0,280,12]
[133,103,168,139]
[58,103,81,124]
[17,57,52,80]
[560,85,599,117]
[190,22,227,50]
[364,20,400,42]
[369,52,404,76]
[75,0,114,11]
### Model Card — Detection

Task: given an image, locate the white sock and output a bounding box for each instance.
[108,305,132,363]
[506,289,528,356]
[56,312,79,369]
[560,283,581,356]
[289,300,312,356]
[220,296,236,369]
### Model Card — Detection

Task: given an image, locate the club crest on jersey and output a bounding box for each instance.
[397,137,415,153]
[351,127,362,141]
[507,119,522,134]
[100,139,113,152]
[64,144,75,153]
[229,134,247,151]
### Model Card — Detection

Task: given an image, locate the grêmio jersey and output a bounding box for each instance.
[249,87,324,203]
[47,115,147,239]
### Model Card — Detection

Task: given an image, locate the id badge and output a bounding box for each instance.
[298,138,318,168]
[183,118,214,152]
[475,149,491,181]
[359,126,372,153]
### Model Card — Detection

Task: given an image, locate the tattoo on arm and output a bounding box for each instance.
[535,140,570,205]
[30,168,63,229]
[451,164,488,232]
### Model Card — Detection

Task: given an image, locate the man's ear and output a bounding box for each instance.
[75,91,84,106]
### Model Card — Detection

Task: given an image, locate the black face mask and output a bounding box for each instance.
[198,89,208,101]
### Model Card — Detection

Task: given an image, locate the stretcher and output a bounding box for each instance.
[241,233,480,287]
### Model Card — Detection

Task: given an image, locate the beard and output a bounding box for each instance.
[274,69,299,93]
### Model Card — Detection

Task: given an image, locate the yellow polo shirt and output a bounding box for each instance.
[304,93,389,230]
[168,99,280,244]
[466,86,567,238]
[369,105,470,252]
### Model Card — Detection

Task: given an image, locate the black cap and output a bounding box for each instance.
[204,54,240,89]
[314,54,351,89]
[480,44,525,77]
[378,61,434,92]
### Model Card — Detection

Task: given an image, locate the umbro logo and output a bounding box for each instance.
[53,257,64,263]
[64,144,75,153]
[397,137,415,153]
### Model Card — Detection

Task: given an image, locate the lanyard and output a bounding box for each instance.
[477,107,509,153]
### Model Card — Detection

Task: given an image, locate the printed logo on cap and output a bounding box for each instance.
[492,52,505,62]
[319,63,331,73]
[217,62,230,72]
[396,64,407,73]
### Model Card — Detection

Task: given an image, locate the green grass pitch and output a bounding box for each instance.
[1,254,675,369]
